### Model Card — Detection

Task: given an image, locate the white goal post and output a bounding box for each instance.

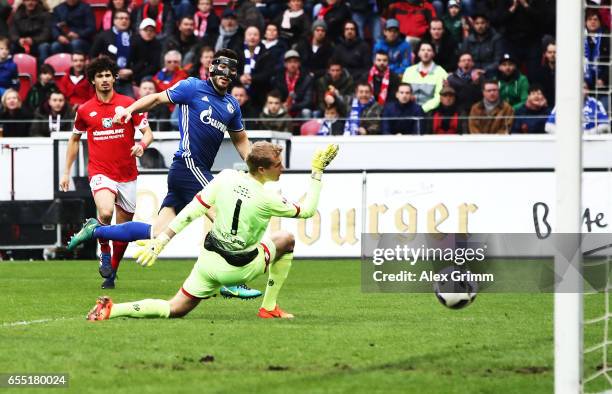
[554,1,584,393]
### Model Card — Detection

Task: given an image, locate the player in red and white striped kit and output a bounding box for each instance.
[60,56,154,289]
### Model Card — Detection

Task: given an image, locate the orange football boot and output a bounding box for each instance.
[258,305,294,319]
[86,296,113,321]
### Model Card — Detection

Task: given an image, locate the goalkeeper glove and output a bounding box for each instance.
[134,233,171,267]
[311,143,339,173]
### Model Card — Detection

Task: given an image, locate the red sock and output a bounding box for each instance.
[99,239,111,255]
[111,241,128,271]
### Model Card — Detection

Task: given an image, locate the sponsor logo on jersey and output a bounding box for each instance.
[199,105,227,133]
[102,118,113,128]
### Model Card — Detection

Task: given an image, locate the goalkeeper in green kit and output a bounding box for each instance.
[86,142,339,321]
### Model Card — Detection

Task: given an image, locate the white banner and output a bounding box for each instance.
[126,172,612,258]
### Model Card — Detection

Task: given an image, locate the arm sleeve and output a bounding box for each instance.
[264,178,322,219]
[166,77,195,105]
[228,97,244,132]
[51,9,61,40]
[167,193,209,234]
[132,111,149,131]
[401,42,412,71]
[73,108,86,134]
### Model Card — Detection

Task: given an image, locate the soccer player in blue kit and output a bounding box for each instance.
[69,49,261,298]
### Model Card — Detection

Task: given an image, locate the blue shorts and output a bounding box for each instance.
[161,157,213,214]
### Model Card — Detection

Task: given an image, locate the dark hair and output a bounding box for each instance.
[49,91,65,98]
[214,48,238,61]
[106,0,130,12]
[397,82,413,93]
[429,18,444,26]
[113,8,130,18]
[481,78,499,89]
[416,41,435,55]
[325,101,345,116]
[457,50,473,60]
[327,58,343,68]
[39,63,55,76]
[86,56,119,83]
[585,8,601,22]
[19,0,48,12]
[374,50,389,58]
[472,13,489,21]
[355,80,372,92]
[528,83,544,94]
[139,79,155,87]
[344,20,358,31]
[72,51,87,59]
[267,89,282,100]
[178,15,195,25]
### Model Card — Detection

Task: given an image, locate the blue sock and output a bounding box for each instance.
[93,222,151,242]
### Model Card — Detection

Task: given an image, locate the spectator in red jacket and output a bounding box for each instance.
[153,49,188,112]
[388,0,436,44]
[152,49,188,93]
[56,51,94,110]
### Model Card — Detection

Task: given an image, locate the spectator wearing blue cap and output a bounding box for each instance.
[372,18,412,75]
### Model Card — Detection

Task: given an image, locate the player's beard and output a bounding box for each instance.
[97,83,113,94]
[211,76,230,94]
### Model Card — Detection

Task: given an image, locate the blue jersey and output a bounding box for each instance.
[167,78,244,170]
[546,97,609,134]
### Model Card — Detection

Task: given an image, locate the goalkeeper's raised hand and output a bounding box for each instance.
[133,233,171,267]
[311,144,339,173]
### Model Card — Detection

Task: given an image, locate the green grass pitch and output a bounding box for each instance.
[0,258,604,393]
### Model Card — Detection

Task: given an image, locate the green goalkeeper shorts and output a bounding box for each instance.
[181,238,276,299]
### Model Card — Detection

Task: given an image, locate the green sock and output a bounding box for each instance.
[261,253,293,311]
[110,299,170,319]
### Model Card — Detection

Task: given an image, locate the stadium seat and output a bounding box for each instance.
[14,53,37,84]
[44,53,72,78]
[300,119,321,136]
[14,53,37,101]
[17,75,31,101]
[213,0,229,16]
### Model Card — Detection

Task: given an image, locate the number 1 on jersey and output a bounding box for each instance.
[231,199,242,235]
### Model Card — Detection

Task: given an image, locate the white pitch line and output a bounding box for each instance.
[2,317,77,328]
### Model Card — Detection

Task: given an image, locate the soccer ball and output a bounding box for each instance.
[433,267,478,310]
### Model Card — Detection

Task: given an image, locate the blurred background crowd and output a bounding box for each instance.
[0,0,609,136]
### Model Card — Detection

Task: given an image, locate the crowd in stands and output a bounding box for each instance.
[0,0,610,137]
